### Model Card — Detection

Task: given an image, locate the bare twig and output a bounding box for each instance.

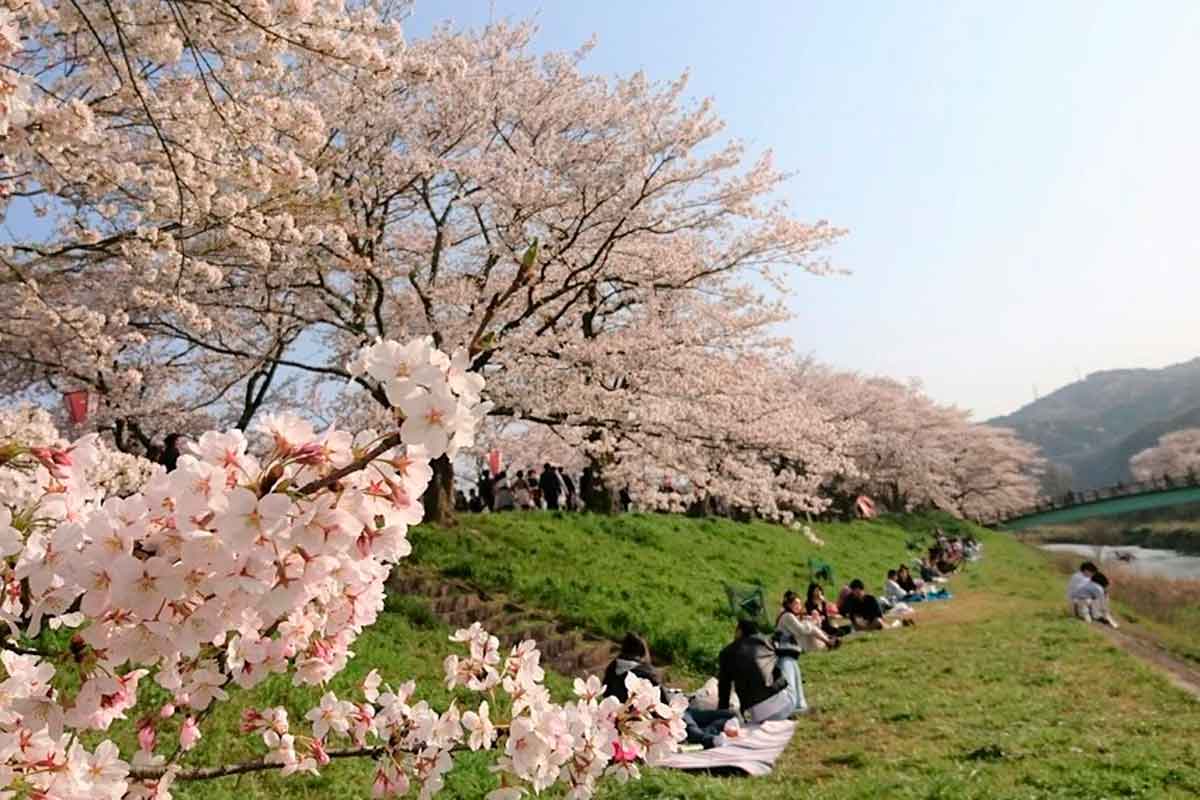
[129,745,385,781]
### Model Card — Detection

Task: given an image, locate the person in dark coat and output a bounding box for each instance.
[717,619,793,723]
[580,467,596,511]
[478,470,495,511]
[602,633,662,704]
[602,633,735,749]
[159,433,185,471]
[538,463,562,510]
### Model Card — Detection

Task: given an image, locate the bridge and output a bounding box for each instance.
[996,473,1200,531]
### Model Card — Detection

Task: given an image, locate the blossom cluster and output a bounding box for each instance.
[0,405,158,503]
[0,338,682,799]
[238,623,684,799]
[0,8,31,140]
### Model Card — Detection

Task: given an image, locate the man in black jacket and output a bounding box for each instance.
[538,464,562,511]
[718,619,794,723]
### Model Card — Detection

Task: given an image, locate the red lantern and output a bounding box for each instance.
[488,449,502,476]
[855,495,877,519]
[63,390,90,425]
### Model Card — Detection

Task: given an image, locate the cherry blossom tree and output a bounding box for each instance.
[0,335,686,799]
[802,369,1043,522]
[3,14,844,523]
[0,0,408,448]
[1130,428,1200,482]
[2,1,1044,527]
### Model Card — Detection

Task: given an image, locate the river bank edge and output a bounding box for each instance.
[1018,524,1200,556]
[1038,546,1200,668]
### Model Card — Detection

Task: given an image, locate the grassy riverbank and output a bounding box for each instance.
[1018,502,1200,555]
[169,513,1200,799]
[1043,550,1200,667]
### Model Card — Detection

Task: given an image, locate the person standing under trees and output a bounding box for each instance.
[562,470,578,511]
[539,464,562,510]
[478,469,495,511]
[513,471,533,510]
[493,472,516,511]
[580,467,596,511]
[527,471,541,508]
[157,433,185,471]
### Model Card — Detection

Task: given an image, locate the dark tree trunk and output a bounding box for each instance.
[422,454,456,527]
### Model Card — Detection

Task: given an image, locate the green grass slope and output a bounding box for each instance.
[158,512,1200,799]
[410,512,959,676]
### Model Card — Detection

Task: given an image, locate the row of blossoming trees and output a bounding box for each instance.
[1130,428,1200,483]
[0,3,1041,795]
[0,0,1042,528]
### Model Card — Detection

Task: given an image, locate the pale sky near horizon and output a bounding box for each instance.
[407,1,1200,420]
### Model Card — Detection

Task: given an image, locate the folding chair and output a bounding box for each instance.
[723,582,768,626]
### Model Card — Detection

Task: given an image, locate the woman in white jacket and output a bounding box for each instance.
[774,591,839,715]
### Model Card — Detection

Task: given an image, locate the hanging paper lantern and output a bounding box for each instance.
[63,390,90,425]
[488,449,502,475]
[855,495,877,519]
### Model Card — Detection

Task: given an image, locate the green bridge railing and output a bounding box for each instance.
[996,473,1200,531]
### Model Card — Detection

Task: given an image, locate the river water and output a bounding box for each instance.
[1041,543,1200,581]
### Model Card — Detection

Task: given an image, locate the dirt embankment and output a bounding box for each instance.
[1100,624,1200,702]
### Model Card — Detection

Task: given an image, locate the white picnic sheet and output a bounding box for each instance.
[657,720,797,776]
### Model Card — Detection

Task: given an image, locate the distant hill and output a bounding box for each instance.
[989,358,1200,489]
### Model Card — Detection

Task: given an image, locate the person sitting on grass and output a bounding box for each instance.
[601,632,661,703]
[896,564,924,595]
[918,556,946,584]
[718,619,795,723]
[777,590,838,652]
[805,583,852,638]
[1066,561,1097,617]
[841,579,914,630]
[883,569,912,604]
[931,544,958,575]
[1067,566,1119,628]
[1088,572,1119,628]
[963,536,982,560]
[602,633,736,748]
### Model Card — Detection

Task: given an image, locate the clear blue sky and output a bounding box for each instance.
[407,1,1200,420]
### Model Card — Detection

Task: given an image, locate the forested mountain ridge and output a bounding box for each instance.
[990,357,1200,488]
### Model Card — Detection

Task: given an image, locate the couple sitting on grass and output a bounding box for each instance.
[601,620,809,750]
[883,564,952,604]
[836,579,917,629]
[1067,561,1119,628]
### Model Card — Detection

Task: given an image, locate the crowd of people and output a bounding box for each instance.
[456,465,634,514]
[592,529,1124,755]
[595,529,985,749]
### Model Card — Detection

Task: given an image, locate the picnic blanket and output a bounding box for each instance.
[658,720,797,776]
[904,589,952,603]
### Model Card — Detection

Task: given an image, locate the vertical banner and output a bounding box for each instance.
[63,390,90,425]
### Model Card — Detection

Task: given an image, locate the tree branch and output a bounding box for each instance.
[129,745,385,782]
[295,432,402,495]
